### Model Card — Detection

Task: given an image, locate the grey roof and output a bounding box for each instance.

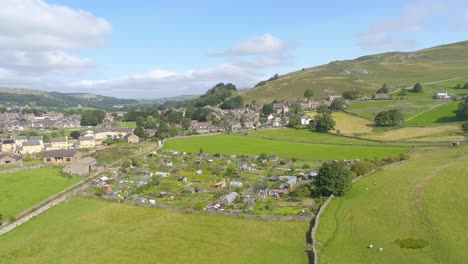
[50,137,67,143]
[224,192,239,204]
[93,127,133,134]
[1,139,14,144]
[0,153,22,161]
[29,136,43,141]
[14,136,28,140]
[22,141,41,147]
[79,136,94,141]
[44,149,77,158]
[123,133,138,139]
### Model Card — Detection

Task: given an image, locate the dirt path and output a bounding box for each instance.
[405,102,448,121]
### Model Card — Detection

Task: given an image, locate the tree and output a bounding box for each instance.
[316,104,330,114]
[261,104,274,115]
[462,121,468,132]
[290,103,302,114]
[289,183,313,198]
[412,83,423,93]
[314,112,335,133]
[133,126,147,138]
[220,96,244,109]
[376,83,389,94]
[69,130,81,139]
[374,109,405,126]
[342,90,362,100]
[457,100,468,120]
[304,88,314,99]
[287,114,301,128]
[330,98,346,111]
[181,118,192,130]
[315,162,352,196]
[464,83,468,89]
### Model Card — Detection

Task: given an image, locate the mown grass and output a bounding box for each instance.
[0,197,310,264]
[248,128,379,145]
[164,135,409,160]
[316,146,468,263]
[114,121,137,128]
[405,101,460,126]
[0,167,80,219]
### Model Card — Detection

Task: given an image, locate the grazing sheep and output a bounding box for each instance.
[369,244,373,248]
[379,248,383,251]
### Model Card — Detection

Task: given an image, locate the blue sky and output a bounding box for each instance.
[0,0,467,98]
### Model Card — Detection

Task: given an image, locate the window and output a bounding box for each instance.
[46,158,51,162]
[66,158,71,162]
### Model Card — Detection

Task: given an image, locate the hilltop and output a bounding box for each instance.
[241,40,468,103]
[0,88,140,110]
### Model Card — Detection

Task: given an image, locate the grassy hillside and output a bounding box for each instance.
[241,41,468,103]
[0,88,140,110]
[0,197,309,264]
[316,146,468,263]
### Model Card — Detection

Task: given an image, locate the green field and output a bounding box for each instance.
[0,167,81,219]
[92,143,144,164]
[316,146,468,263]
[249,128,380,145]
[347,100,440,120]
[164,135,409,160]
[405,101,460,126]
[114,121,137,128]
[0,197,309,264]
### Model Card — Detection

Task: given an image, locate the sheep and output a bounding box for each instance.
[379,248,383,251]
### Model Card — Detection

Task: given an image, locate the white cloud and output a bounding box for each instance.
[357,1,459,50]
[0,0,110,78]
[70,34,293,98]
[227,34,288,56]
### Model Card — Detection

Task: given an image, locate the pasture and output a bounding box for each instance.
[405,101,459,126]
[164,135,409,160]
[0,167,80,219]
[360,125,461,141]
[248,128,379,145]
[0,197,310,264]
[315,146,468,263]
[114,121,137,128]
[347,100,440,120]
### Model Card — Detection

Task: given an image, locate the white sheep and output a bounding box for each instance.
[379,248,383,251]
[369,244,373,248]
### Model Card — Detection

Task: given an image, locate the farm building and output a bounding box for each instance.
[0,153,22,166]
[63,157,100,176]
[43,149,81,164]
[0,139,15,152]
[436,92,450,99]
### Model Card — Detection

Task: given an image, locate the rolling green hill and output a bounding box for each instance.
[0,88,140,110]
[241,41,468,103]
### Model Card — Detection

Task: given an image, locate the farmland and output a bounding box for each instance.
[347,100,440,120]
[360,125,461,142]
[405,101,460,126]
[0,197,310,264]
[164,135,409,160]
[315,146,468,263]
[0,167,81,219]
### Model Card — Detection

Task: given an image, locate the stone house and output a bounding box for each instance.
[43,149,81,164]
[49,137,68,150]
[0,153,22,166]
[63,157,100,176]
[0,139,15,153]
[19,141,42,154]
[124,134,139,144]
[75,136,95,148]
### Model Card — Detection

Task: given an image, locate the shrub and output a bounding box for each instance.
[395,238,428,249]
[23,156,32,162]
[350,161,376,176]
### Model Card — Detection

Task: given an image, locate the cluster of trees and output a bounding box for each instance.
[342,90,362,100]
[193,83,237,107]
[374,109,405,127]
[20,108,46,116]
[220,96,244,109]
[454,83,468,89]
[314,112,336,133]
[350,154,409,176]
[376,83,389,94]
[80,110,106,126]
[411,83,423,93]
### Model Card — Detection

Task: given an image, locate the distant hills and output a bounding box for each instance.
[0,88,140,110]
[241,40,468,103]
